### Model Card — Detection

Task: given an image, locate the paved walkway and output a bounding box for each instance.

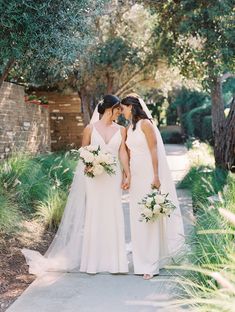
[6,144,193,312]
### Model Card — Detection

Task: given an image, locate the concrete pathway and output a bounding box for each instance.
[7,144,193,312]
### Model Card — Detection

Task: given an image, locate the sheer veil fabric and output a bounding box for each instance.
[22,114,99,276]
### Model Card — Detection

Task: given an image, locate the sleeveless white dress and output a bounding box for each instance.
[80,126,128,274]
[126,120,182,275]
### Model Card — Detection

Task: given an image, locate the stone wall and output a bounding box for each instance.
[0,82,50,159]
[36,91,84,151]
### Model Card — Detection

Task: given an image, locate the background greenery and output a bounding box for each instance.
[0,152,78,233]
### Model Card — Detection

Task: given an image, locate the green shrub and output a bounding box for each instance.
[202,115,213,144]
[35,190,67,230]
[0,191,21,234]
[166,104,178,125]
[169,175,235,311]
[0,152,77,214]
[183,100,211,139]
[172,87,208,114]
[161,130,184,144]
[34,152,77,191]
[0,153,51,213]
[179,165,228,210]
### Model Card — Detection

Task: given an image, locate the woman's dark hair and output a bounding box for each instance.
[121,96,151,130]
[97,94,120,114]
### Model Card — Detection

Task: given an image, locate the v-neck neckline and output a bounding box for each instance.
[93,126,120,145]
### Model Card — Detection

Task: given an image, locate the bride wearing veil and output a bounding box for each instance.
[121,94,185,280]
[22,94,130,276]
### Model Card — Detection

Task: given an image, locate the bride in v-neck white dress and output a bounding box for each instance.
[22,95,130,276]
[80,107,130,273]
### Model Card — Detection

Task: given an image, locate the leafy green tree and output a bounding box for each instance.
[144,0,235,169]
[0,0,107,85]
[72,2,160,124]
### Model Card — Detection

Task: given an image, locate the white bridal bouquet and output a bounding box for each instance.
[139,188,176,223]
[78,145,116,178]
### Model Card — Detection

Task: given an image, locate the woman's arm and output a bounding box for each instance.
[141,119,161,189]
[82,125,92,146]
[119,126,131,189]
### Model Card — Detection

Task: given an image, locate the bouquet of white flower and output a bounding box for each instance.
[139,188,176,223]
[78,145,116,178]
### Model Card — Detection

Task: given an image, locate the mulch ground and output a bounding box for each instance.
[0,221,55,312]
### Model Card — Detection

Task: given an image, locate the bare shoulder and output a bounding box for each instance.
[83,124,92,134]
[141,119,154,131]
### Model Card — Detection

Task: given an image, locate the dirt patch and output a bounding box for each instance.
[0,220,55,312]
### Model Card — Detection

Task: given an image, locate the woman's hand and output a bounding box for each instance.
[122,174,131,190]
[151,175,161,190]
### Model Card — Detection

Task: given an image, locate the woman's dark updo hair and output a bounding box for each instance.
[97,94,120,115]
[121,95,151,130]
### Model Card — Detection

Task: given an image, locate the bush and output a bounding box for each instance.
[202,115,213,144]
[0,192,21,234]
[166,99,178,125]
[0,152,77,214]
[0,152,78,233]
[172,87,208,114]
[179,142,228,210]
[171,175,235,311]
[183,100,211,139]
[161,130,184,144]
[35,190,67,230]
[179,165,228,210]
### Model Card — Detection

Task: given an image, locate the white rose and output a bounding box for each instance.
[153,204,161,214]
[93,164,104,176]
[155,194,165,204]
[79,147,86,156]
[146,197,153,205]
[83,151,95,163]
[86,145,99,152]
[95,153,107,164]
[143,208,153,218]
[103,153,115,165]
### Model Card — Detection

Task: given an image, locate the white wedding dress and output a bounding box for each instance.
[126,119,185,275]
[22,124,128,275]
[80,125,128,273]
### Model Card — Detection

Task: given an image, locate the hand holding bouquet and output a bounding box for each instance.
[78,145,116,178]
[139,187,176,223]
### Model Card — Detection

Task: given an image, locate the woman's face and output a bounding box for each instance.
[120,104,132,120]
[111,105,121,120]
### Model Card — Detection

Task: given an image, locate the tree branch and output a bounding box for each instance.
[220,72,235,83]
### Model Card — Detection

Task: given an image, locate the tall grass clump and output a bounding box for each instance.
[0,151,79,233]
[165,140,235,312]
[0,191,21,234]
[169,175,235,311]
[35,190,67,230]
[179,142,228,210]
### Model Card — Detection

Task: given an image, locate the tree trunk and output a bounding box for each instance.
[210,76,235,170]
[0,59,15,86]
[106,72,114,94]
[221,97,235,171]
[78,89,91,126]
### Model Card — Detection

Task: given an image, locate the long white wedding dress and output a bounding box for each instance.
[80,125,128,273]
[126,119,185,275]
[22,124,128,275]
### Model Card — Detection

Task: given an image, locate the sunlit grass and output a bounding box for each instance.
[35,190,67,230]
[0,191,21,234]
[169,170,235,311]
[0,152,78,233]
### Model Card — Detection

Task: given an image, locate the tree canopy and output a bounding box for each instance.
[0,0,107,84]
